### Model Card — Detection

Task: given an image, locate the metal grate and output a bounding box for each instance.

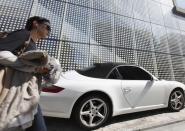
[0,0,33,31]
[1,0,185,83]
[61,3,90,43]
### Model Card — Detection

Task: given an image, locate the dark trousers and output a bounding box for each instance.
[26,105,47,131]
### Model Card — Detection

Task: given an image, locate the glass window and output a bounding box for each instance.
[107,68,120,79]
[117,66,152,80]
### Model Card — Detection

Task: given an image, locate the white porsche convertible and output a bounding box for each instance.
[40,63,185,130]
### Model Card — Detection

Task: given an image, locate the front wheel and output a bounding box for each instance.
[73,95,111,130]
[168,89,185,111]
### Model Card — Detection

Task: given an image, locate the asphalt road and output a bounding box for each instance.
[46,108,176,131]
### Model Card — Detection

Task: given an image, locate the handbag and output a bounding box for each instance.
[0,32,40,130]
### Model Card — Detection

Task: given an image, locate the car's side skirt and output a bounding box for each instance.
[113,104,168,116]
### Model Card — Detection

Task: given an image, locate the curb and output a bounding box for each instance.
[138,118,185,131]
[93,108,185,131]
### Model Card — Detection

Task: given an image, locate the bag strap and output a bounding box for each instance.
[17,36,31,56]
[0,32,9,39]
[0,31,31,56]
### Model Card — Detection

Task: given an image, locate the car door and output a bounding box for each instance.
[106,68,133,109]
[117,66,166,108]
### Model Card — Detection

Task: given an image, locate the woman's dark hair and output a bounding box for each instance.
[25,16,50,31]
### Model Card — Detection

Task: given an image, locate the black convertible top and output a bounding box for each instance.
[76,62,130,78]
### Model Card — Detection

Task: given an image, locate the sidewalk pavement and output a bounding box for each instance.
[94,108,185,131]
[46,108,185,131]
[145,121,185,131]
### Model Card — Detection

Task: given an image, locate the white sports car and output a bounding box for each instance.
[40,63,185,130]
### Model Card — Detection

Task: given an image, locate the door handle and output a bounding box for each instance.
[123,88,131,93]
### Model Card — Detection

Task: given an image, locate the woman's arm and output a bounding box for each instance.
[0,30,30,52]
[0,51,36,72]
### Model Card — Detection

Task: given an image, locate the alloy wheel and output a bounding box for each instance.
[79,98,108,127]
[170,90,184,111]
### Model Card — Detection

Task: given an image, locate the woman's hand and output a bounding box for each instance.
[35,67,49,74]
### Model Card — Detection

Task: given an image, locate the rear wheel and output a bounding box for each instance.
[168,89,185,111]
[73,95,111,130]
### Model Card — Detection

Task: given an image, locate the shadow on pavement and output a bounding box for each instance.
[110,108,170,124]
[45,108,170,131]
[45,117,86,131]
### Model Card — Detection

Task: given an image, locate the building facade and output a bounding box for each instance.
[1,0,185,83]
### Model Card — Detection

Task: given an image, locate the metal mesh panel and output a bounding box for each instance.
[166,28,183,55]
[151,24,174,80]
[136,50,156,75]
[115,48,136,64]
[180,31,185,55]
[89,44,100,64]
[170,55,185,83]
[90,10,113,46]
[67,0,91,7]
[37,39,60,58]
[1,0,185,83]
[92,0,133,17]
[134,20,154,51]
[161,4,180,29]
[89,44,115,65]
[62,4,90,43]
[148,0,164,25]
[114,15,135,49]
[133,0,150,21]
[114,0,133,17]
[92,0,115,13]
[178,17,185,32]
[59,41,89,71]
[0,0,33,31]
[166,28,185,82]
[151,24,169,53]
[155,53,174,80]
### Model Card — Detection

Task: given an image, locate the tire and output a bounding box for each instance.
[73,95,111,130]
[168,89,185,112]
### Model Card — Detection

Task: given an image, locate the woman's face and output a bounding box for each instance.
[33,21,51,39]
[37,22,51,38]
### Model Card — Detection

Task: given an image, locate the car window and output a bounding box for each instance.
[117,66,152,80]
[107,68,120,79]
